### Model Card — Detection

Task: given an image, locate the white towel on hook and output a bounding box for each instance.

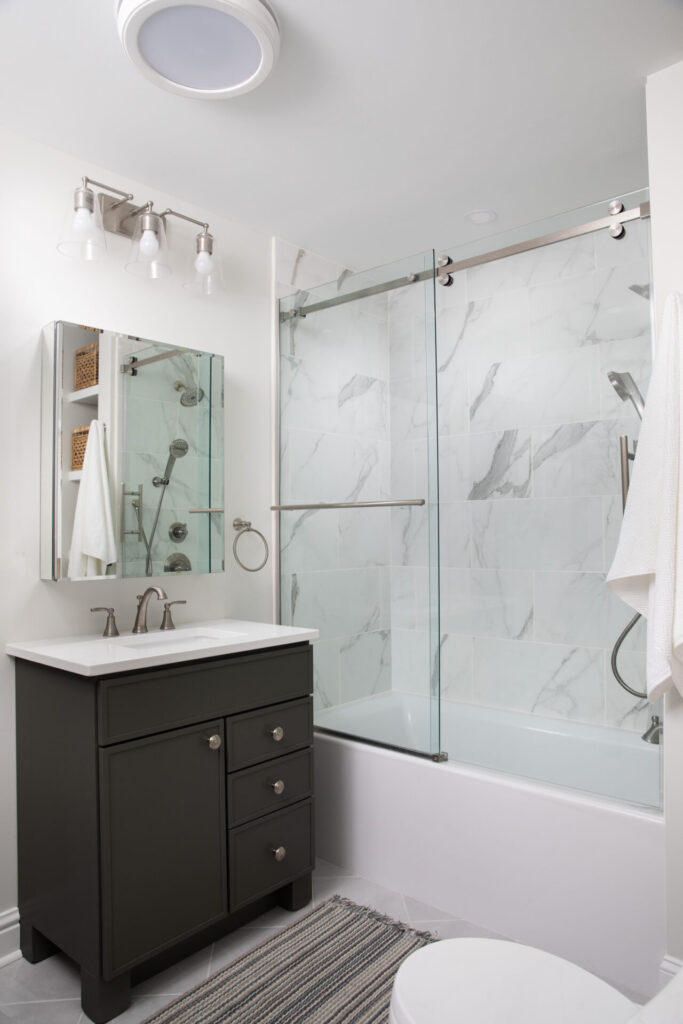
[68,419,117,579]
[607,291,683,700]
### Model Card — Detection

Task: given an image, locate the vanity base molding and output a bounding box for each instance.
[15,642,314,1023]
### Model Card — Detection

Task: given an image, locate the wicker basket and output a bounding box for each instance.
[73,341,99,391]
[71,425,90,472]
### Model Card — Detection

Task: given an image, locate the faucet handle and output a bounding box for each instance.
[91,607,120,638]
[160,600,187,631]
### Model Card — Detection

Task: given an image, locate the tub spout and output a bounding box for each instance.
[641,715,662,745]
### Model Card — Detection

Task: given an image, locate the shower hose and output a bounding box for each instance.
[610,611,646,699]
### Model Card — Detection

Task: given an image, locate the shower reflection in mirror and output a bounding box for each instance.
[40,321,225,582]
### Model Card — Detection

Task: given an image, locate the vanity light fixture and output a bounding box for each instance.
[57,176,224,293]
[116,0,280,99]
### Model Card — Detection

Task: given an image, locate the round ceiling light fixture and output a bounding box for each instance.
[116,0,280,99]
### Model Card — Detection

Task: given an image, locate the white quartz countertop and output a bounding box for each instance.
[6,619,319,677]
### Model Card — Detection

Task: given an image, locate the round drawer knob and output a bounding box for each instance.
[272,845,287,862]
[207,734,222,750]
[271,779,285,796]
[270,726,284,742]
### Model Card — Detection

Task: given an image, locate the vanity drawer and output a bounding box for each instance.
[228,800,314,911]
[226,698,312,772]
[98,645,312,745]
[227,749,313,827]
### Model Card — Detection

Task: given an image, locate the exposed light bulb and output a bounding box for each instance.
[139,228,159,257]
[194,250,213,275]
[73,207,94,235]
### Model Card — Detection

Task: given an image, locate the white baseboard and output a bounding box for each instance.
[0,907,20,968]
[659,955,682,988]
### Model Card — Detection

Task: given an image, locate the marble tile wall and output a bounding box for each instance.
[434,218,655,732]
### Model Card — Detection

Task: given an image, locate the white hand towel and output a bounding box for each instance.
[607,291,683,700]
[68,419,117,579]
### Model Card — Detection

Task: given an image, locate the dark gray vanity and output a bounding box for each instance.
[14,639,314,1023]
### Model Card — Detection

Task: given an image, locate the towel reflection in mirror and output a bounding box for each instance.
[68,420,117,579]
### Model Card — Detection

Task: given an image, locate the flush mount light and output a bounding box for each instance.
[116,0,280,98]
[465,209,498,225]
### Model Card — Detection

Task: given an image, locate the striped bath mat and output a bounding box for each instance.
[143,895,435,1024]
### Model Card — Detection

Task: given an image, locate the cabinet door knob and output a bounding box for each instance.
[272,846,287,862]
[271,779,285,795]
[207,734,222,750]
[270,726,284,742]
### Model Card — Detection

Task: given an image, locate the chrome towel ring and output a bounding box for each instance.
[232,518,269,572]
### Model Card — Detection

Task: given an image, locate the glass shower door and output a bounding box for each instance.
[277,251,441,758]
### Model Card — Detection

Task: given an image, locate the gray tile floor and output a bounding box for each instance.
[0,859,507,1023]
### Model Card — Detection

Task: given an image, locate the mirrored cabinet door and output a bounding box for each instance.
[40,320,225,582]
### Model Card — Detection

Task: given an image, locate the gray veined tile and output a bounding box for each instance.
[530,646,605,724]
[439,633,474,703]
[468,346,602,434]
[470,497,603,571]
[469,570,533,640]
[339,629,392,703]
[438,502,470,569]
[529,262,652,353]
[533,571,646,651]
[469,429,531,499]
[532,420,624,498]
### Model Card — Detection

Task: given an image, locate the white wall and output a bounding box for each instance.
[0,124,276,961]
[646,59,683,972]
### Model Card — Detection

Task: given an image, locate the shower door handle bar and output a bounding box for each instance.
[120,348,195,374]
[271,499,426,511]
[188,508,225,513]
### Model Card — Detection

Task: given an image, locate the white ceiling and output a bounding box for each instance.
[2,0,683,269]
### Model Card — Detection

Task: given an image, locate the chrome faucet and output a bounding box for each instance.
[132,586,168,634]
[641,715,663,745]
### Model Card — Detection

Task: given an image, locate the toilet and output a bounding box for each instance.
[389,938,683,1024]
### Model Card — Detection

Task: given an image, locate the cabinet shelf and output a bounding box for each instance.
[67,470,83,482]
[67,385,99,406]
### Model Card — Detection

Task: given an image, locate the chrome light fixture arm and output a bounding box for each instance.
[81,176,134,210]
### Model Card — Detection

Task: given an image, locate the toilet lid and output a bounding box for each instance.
[389,939,636,1024]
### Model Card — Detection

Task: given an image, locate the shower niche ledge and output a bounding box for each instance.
[40,320,225,582]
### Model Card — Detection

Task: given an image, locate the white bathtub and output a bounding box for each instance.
[315,696,666,999]
[316,692,662,807]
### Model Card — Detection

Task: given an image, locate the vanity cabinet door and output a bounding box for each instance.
[99,720,228,978]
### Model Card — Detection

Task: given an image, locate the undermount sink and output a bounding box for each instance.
[6,619,319,676]
[117,627,248,650]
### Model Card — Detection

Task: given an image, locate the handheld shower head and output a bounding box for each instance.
[607,371,646,420]
[154,439,189,487]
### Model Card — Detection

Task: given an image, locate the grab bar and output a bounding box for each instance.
[271,498,426,511]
